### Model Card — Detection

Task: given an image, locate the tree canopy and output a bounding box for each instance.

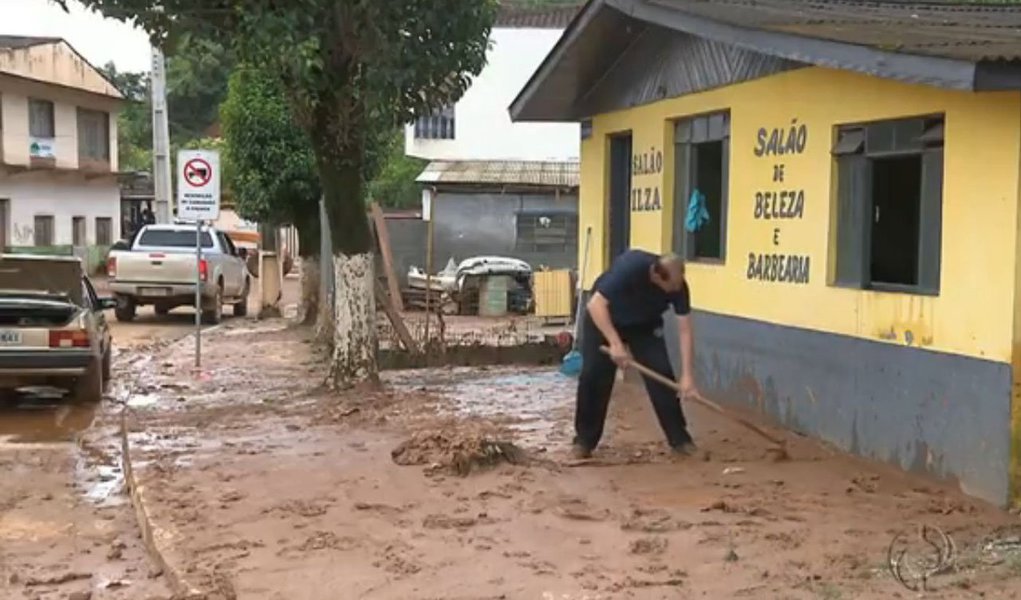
[100,34,234,173]
[72,0,497,383]
[219,65,319,234]
[80,0,494,253]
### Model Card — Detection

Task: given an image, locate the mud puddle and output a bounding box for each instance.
[0,391,97,445]
[384,366,573,445]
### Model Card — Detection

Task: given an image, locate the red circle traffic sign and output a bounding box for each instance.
[183,158,213,187]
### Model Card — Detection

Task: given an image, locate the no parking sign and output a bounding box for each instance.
[177,149,221,220]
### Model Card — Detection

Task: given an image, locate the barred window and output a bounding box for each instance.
[414,105,455,140]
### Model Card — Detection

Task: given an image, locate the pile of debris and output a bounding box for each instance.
[391,428,529,476]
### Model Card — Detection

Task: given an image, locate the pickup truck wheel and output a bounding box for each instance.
[233,279,250,317]
[114,296,136,322]
[72,360,104,404]
[202,286,223,325]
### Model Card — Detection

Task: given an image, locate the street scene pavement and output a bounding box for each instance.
[3,277,1021,600]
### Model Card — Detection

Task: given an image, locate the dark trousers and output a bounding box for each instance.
[574,313,692,450]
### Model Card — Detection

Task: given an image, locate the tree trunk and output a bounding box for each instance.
[310,120,376,388]
[299,255,319,325]
[328,252,376,385]
[295,216,321,327]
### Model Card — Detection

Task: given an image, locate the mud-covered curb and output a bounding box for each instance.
[119,407,202,598]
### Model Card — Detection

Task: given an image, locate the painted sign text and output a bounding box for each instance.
[631,187,662,212]
[754,119,808,157]
[631,146,663,212]
[748,118,811,285]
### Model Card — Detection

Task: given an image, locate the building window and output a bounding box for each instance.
[516,210,578,253]
[832,115,944,295]
[96,217,113,246]
[414,105,455,140]
[672,111,730,262]
[34,215,54,246]
[77,108,110,162]
[72,216,86,246]
[29,99,55,138]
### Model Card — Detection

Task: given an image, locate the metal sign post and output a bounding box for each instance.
[195,219,202,367]
[177,149,221,370]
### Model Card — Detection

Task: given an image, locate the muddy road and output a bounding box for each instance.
[0,281,261,600]
[26,315,1012,600]
[3,265,1020,599]
[0,346,174,599]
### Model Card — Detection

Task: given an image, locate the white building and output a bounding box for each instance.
[404,6,580,162]
[0,36,123,270]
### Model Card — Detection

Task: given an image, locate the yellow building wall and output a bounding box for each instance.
[578,66,1021,364]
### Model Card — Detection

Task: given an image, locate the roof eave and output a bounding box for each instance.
[509,0,606,123]
[616,0,977,90]
[512,0,1013,122]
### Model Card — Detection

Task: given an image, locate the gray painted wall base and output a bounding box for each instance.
[661,310,1012,506]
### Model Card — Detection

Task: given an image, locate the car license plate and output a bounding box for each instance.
[0,330,22,345]
[140,287,170,297]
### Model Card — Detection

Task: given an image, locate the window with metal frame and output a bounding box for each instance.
[672,111,730,262]
[831,115,944,295]
[72,216,86,247]
[34,215,54,246]
[77,108,110,161]
[515,210,578,253]
[29,99,55,138]
[96,217,113,246]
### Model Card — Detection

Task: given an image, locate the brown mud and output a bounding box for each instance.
[105,317,1021,599]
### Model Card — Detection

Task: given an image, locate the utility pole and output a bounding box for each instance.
[151,46,173,223]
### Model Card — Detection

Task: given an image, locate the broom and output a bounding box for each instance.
[601,347,790,461]
[559,226,592,377]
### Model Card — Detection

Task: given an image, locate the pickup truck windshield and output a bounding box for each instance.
[137,230,214,248]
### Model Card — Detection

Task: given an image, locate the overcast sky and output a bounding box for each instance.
[5,0,152,72]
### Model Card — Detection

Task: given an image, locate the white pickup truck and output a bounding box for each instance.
[106,224,251,324]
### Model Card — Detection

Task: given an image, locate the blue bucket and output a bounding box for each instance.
[560,349,583,377]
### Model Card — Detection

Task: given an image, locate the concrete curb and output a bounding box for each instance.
[119,408,202,598]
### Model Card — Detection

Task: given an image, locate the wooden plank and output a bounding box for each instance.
[375,280,419,354]
[369,202,404,312]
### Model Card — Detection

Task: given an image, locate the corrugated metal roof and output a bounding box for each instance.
[497,2,584,28]
[416,160,580,187]
[0,36,60,50]
[651,0,1021,63]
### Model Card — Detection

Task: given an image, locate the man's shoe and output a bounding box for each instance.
[571,444,593,460]
[671,441,699,457]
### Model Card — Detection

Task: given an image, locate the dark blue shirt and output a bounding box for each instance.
[593,249,691,329]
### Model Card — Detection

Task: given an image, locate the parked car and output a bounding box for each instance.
[106,224,251,324]
[0,255,115,403]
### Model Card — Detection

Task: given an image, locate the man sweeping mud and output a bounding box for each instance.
[573,250,700,459]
